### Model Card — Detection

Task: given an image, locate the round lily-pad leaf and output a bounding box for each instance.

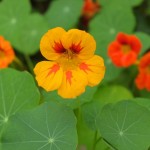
[133,98,150,110]
[135,32,150,55]
[0,68,40,133]
[0,0,31,44]
[90,6,135,82]
[96,100,150,150]
[1,101,77,150]
[13,13,49,55]
[90,7,135,58]
[44,0,83,30]
[82,85,133,131]
[41,86,98,109]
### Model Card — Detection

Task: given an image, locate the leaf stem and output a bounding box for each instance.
[13,56,25,70]
[24,54,34,74]
[93,131,102,150]
[93,131,98,150]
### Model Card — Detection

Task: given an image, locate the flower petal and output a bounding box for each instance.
[0,36,15,68]
[79,55,105,86]
[135,73,145,90]
[62,29,96,59]
[135,73,150,91]
[117,32,129,44]
[121,51,137,67]
[34,61,63,91]
[40,27,66,60]
[58,69,88,98]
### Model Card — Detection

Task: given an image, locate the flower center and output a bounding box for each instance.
[54,41,83,70]
[122,45,131,54]
[57,50,81,71]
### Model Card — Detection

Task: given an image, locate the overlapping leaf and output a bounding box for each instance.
[45,0,83,30]
[0,0,31,44]
[13,14,49,55]
[42,86,98,109]
[82,85,133,130]
[0,68,40,133]
[0,0,48,54]
[135,32,150,55]
[90,6,135,81]
[96,100,150,150]
[1,101,77,150]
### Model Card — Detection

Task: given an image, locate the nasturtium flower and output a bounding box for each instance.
[108,32,142,67]
[135,52,150,91]
[82,0,100,20]
[34,27,105,98]
[0,36,15,68]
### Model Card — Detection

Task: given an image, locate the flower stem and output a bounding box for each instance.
[24,54,34,74]
[93,131,102,150]
[93,131,98,150]
[13,56,25,70]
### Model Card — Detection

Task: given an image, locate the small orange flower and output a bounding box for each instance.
[108,32,142,67]
[0,36,15,68]
[135,52,150,91]
[34,27,105,99]
[82,0,100,20]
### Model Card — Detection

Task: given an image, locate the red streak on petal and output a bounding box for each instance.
[80,62,92,73]
[70,41,83,54]
[66,71,72,85]
[53,41,66,53]
[47,64,60,77]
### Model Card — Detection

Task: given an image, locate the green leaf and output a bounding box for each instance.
[100,0,143,7]
[45,0,83,30]
[133,98,150,110]
[13,13,49,55]
[1,101,77,150]
[82,85,133,130]
[140,89,150,99]
[96,100,150,150]
[0,0,31,44]
[0,68,40,133]
[104,59,123,82]
[90,7,135,58]
[90,7,135,81]
[77,118,110,150]
[41,86,98,109]
[135,32,150,55]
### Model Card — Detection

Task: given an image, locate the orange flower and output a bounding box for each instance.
[135,52,150,91]
[82,0,100,20]
[0,36,15,68]
[108,32,142,67]
[34,27,105,99]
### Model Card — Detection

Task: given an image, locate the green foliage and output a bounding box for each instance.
[0,68,40,134]
[90,5,135,81]
[96,100,150,150]
[1,101,77,150]
[0,0,48,55]
[82,85,133,131]
[133,98,150,110]
[77,117,110,150]
[135,32,150,55]
[41,86,98,109]
[13,14,48,55]
[100,0,143,7]
[0,0,150,149]
[45,0,83,30]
